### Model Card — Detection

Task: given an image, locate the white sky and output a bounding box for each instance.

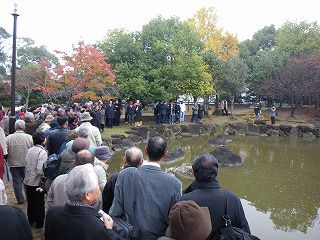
[1,0,319,53]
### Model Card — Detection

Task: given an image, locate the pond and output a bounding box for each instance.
[108,135,320,240]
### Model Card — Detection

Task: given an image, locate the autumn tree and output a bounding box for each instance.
[260,57,320,117]
[187,7,239,61]
[0,27,10,76]
[51,41,115,103]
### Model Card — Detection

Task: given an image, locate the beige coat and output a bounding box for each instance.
[5,131,33,167]
[23,145,47,186]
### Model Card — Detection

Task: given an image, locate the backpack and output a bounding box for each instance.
[43,154,61,180]
[216,191,260,240]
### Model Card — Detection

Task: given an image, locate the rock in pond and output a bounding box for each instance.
[210,146,242,166]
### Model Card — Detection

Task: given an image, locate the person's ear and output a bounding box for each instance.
[144,147,148,157]
[123,156,127,166]
[162,151,168,162]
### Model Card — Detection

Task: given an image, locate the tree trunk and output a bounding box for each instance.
[25,89,30,109]
[215,94,219,111]
[230,96,234,115]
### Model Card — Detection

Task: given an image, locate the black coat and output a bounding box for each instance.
[45,204,121,240]
[179,179,250,237]
[0,205,33,240]
[90,110,101,128]
[134,105,143,121]
[47,127,69,156]
[105,104,115,119]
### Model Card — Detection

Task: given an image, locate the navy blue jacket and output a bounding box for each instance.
[47,127,69,156]
[180,179,250,237]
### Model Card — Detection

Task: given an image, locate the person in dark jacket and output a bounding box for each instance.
[197,103,205,123]
[45,164,120,240]
[0,205,33,240]
[105,100,115,128]
[90,104,101,129]
[134,100,143,126]
[158,101,167,125]
[47,116,69,156]
[178,153,250,238]
[102,146,143,213]
[126,101,135,125]
[113,99,122,126]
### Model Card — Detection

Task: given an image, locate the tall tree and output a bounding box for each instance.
[187,7,239,61]
[0,27,10,76]
[51,41,115,102]
[260,57,320,116]
[17,38,59,68]
[276,21,320,58]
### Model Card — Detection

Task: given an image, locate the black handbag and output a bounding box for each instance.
[112,170,141,240]
[217,191,260,240]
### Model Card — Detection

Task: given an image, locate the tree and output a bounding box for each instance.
[51,41,115,103]
[0,27,10,76]
[17,37,59,68]
[187,7,239,61]
[260,57,320,117]
[16,65,42,108]
[276,21,320,58]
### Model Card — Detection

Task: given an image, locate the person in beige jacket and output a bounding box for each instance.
[5,120,33,204]
[24,131,47,228]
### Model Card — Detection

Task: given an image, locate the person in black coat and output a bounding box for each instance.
[105,100,115,128]
[90,104,101,130]
[158,101,167,125]
[45,163,121,240]
[178,153,251,238]
[134,100,143,126]
[0,205,33,240]
[113,99,122,126]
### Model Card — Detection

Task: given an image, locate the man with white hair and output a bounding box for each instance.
[5,120,33,204]
[24,112,41,135]
[45,163,119,240]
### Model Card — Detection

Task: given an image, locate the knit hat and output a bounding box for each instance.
[80,112,92,122]
[165,200,212,240]
[94,146,112,160]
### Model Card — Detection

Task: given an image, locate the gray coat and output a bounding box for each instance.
[110,164,182,240]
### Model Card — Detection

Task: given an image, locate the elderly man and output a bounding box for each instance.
[179,153,251,237]
[102,146,143,213]
[24,112,41,135]
[37,114,54,132]
[45,164,118,240]
[6,120,33,204]
[110,135,182,239]
[78,112,102,147]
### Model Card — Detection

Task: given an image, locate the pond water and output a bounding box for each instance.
[108,135,320,240]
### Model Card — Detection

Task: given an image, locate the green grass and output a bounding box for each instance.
[101,125,132,138]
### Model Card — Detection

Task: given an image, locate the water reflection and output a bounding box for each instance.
[108,135,320,239]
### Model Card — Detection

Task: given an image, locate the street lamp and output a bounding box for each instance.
[9,3,19,134]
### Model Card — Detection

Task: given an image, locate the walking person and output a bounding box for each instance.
[113,99,122,126]
[197,103,205,124]
[223,100,229,116]
[134,100,143,126]
[24,131,47,228]
[191,104,198,123]
[5,120,33,204]
[126,101,135,125]
[179,101,186,123]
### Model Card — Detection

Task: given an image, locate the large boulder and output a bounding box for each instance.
[208,134,231,146]
[210,146,242,166]
[134,126,150,139]
[166,163,194,180]
[297,125,313,133]
[121,139,135,149]
[111,137,123,145]
[315,118,320,128]
[279,125,292,135]
[188,124,201,136]
[110,134,126,140]
[253,119,267,125]
[166,148,185,164]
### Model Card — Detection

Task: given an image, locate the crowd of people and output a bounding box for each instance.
[0,101,253,240]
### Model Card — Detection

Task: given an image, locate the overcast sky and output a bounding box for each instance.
[1,0,319,53]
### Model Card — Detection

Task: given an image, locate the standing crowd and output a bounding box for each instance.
[0,101,255,240]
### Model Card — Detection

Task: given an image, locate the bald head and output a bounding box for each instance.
[125,146,143,167]
[74,150,95,166]
[71,138,90,154]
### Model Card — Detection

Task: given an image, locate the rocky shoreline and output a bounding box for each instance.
[103,121,320,151]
